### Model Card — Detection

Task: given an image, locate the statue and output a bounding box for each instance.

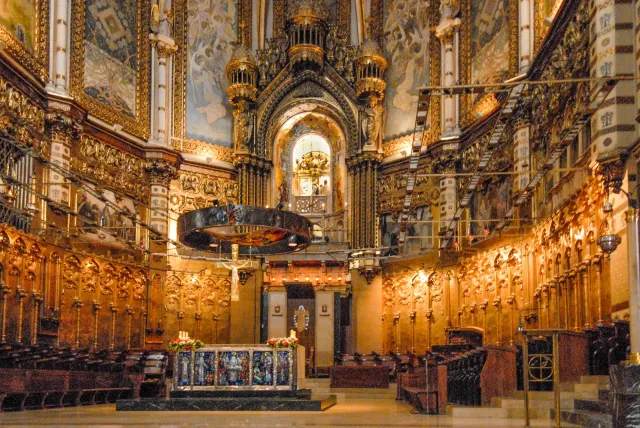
[234,108,254,152]
[439,0,460,20]
[195,353,205,384]
[277,180,289,204]
[293,305,310,333]
[361,102,380,146]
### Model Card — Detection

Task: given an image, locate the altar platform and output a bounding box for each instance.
[116,344,336,412]
[116,390,337,411]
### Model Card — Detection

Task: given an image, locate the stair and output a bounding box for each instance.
[299,378,397,403]
[449,375,611,422]
[555,376,613,427]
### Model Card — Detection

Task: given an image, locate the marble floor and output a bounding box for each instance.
[0,399,579,427]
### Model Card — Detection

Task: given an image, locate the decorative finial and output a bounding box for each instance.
[365,16,376,40]
[238,21,247,46]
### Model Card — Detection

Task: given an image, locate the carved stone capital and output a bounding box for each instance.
[45,112,82,140]
[435,17,461,44]
[597,148,629,194]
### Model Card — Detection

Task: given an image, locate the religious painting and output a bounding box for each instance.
[177,351,192,386]
[380,206,433,255]
[535,0,563,51]
[382,0,430,140]
[0,0,47,80]
[193,351,216,386]
[276,350,291,386]
[252,351,274,386]
[470,0,510,86]
[75,184,138,250]
[469,177,512,238]
[0,0,36,51]
[184,0,237,146]
[218,351,250,386]
[70,0,150,138]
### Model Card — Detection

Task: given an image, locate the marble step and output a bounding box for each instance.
[555,409,613,428]
[580,375,610,385]
[447,406,508,418]
[512,390,598,401]
[574,398,609,414]
[491,397,577,409]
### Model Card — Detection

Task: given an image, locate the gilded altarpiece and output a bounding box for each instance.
[535,0,564,52]
[0,0,48,81]
[70,0,151,138]
[460,0,518,127]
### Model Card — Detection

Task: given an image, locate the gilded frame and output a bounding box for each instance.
[460,0,518,128]
[69,0,151,139]
[0,0,49,82]
[534,0,564,53]
[171,0,234,162]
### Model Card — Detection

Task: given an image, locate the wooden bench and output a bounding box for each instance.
[0,368,142,411]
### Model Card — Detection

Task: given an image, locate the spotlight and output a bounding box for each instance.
[288,235,298,247]
[209,240,219,248]
[276,202,286,210]
[213,200,219,207]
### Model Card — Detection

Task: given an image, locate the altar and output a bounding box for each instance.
[173,344,297,391]
[116,344,335,411]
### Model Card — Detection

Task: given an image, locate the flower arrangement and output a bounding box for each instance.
[168,337,204,353]
[267,336,300,349]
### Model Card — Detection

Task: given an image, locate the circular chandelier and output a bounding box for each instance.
[177,203,312,255]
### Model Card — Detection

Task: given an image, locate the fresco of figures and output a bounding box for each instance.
[0,0,36,51]
[383,0,430,139]
[186,0,236,146]
[470,0,510,85]
[83,0,138,117]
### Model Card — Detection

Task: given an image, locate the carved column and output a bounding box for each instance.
[439,165,457,233]
[435,15,461,138]
[513,118,530,193]
[518,0,533,72]
[145,153,179,346]
[348,154,382,249]
[49,0,70,92]
[150,0,177,146]
[45,113,81,206]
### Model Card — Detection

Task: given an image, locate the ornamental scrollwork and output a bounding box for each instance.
[75,135,149,202]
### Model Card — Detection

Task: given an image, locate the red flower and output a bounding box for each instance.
[282,341,289,347]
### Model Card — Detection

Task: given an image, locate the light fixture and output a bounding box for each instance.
[209,239,219,248]
[213,199,219,207]
[288,235,298,247]
[305,275,309,281]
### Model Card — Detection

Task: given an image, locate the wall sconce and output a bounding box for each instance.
[238,269,254,285]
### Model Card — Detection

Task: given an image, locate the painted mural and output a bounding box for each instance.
[185,0,236,146]
[0,0,36,51]
[382,0,430,140]
[537,0,563,48]
[76,184,138,250]
[83,0,137,118]
[469,177,512,238]
[470,0,510,85]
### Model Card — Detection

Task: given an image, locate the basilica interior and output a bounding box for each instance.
[0,0,639,426]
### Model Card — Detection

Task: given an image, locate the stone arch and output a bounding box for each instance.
[257,71,359,158]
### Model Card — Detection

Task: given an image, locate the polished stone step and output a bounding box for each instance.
[170,388,310,399]
[554,409,613,428]
[575,398,609,414]
[116,395,338,412]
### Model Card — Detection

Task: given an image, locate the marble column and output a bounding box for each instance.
[513,120,530,193]
[145,155,179,346]
[50,0,70,93]
[518,0,533,72]
[44,113,80,206]
[435,18,462,138]
[149,1,177,147]
[439,171,457,233]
